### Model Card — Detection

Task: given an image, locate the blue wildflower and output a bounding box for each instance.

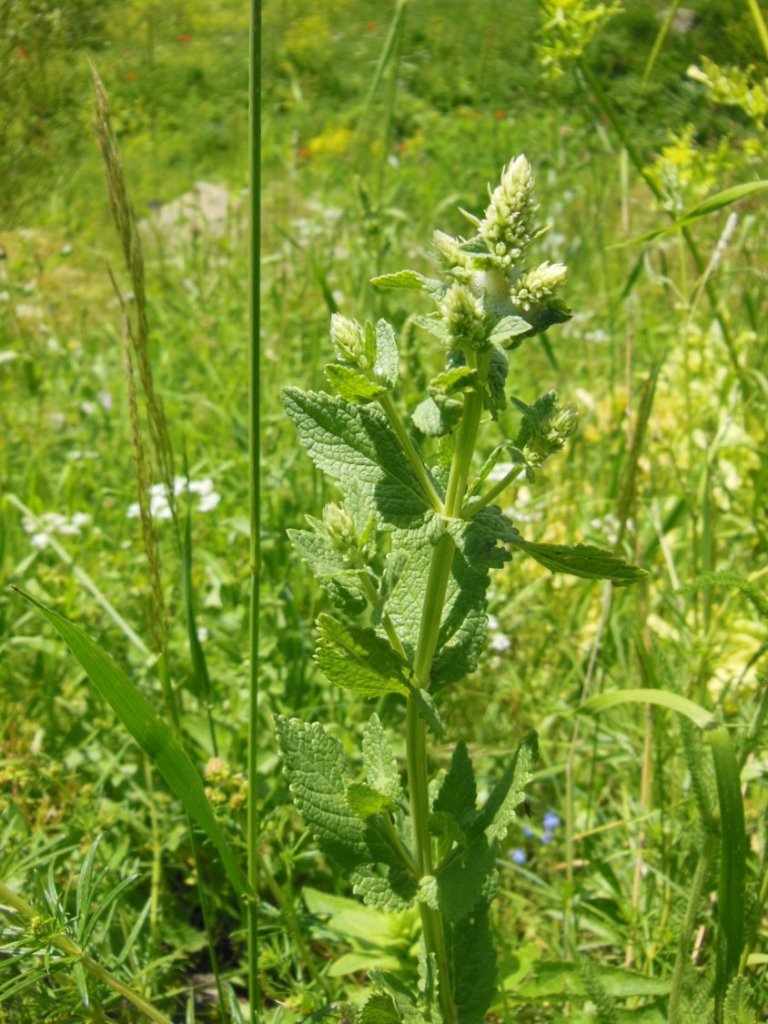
[543,811,561,831]
[510,848,527,865]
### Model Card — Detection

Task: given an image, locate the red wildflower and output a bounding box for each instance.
[177,33,192,43]
[495,110,506,120]
[16,47,27,58]
[366,21,378,30]
[299,147,310,159]
[126,71,136,80]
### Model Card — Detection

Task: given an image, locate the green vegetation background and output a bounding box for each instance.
[1,0,766,1021]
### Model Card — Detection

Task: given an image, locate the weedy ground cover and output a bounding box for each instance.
[1,1,767,1022]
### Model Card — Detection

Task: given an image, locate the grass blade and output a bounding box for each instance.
[611,180,768,248]
[11,586,250,900]
[582,687,746,1011]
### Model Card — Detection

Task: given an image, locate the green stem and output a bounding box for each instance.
[403,377,485,1024]
[0,882,173,1024]
[746,0,768,61]
[247,0,262,1020]
[379,392,443,511]
[466,463,525,518]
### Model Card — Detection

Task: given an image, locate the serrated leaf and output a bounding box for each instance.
[412,313,450,342]
[679,570,768,620]
[347,783,396,818]
[512,538,648,586]
[450,906,497,1024]
[373,551,409,625]
[488,315,531,347]
[472,732,538,844]
[324,362,387,403]
[436,833,496,922]
[410,688,446,738]
[723,975,756,1023]
[276,717,368,869]
[315,613,410,698]
[363,714,404,803]
[433,741,477,825]
[428,812,465,847]
[387,510,515,690]
[370,269,447,299]
[411,397,445,437]
[468,443,526,498]
[375,319,399,388]
[360,993,401,1024]
[351,864,418,912]
[429,366,478,394]
[288,528,368,615]
[283,388,432,529]
[485,346,509,411]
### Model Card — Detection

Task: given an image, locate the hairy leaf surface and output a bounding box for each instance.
[283,387,432,528]
[315,613,411,697]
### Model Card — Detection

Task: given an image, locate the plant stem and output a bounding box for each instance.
[380,392,444,511]
[0,882,173,1024]
[402,375,484,1024]
[247,0,262,1020]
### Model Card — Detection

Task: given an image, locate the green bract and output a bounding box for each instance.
[278,159,647,1023]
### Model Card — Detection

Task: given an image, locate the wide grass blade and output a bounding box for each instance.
[582,688,746,1013]
[11,587,250,900]
[612,180,768,248]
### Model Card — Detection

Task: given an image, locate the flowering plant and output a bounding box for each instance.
[278,157,645,1021]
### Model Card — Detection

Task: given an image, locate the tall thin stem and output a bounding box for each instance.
[247,0,262,1020]
[402,373,484,1024]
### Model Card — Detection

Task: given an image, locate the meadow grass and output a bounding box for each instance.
[1,1,767,1021]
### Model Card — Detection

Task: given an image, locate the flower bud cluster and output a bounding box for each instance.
[321,502,358,554]
[510,261,568,312]
[433,229,474,281]
[524,399,578,466]
[203,757,247,810]
[440,283,488,351]
[330,313,374,370]
[478,155,539,270]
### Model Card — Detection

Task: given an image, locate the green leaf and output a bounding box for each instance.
[363,714,404,804]
[510,961,671,1001]
[488,315,531,348]
[436,833,496,923]
[472,732,538,844]
[512,538,648,586]
[581,689,745,1007]
[373,550,409,625]
[288,527,368,615]
[360,993,401,1023]
[410,688,446,738]
[347,783,396,818]
[324,362,387,403]
[315,613,410,697]
[485,346,509,412]
[612,180,768,249]
[412,397,448,437]
[283,388,432,529]
[375,319,399,388]
[351,864,418,912]
[370,269,447,299]
[412,313,450,343]
[450,906,497,1024]
[723,976,757,1024]
[429,366,478,394]
[433,741,476,826]
[12,588,249,899]
[275,717,368,870]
